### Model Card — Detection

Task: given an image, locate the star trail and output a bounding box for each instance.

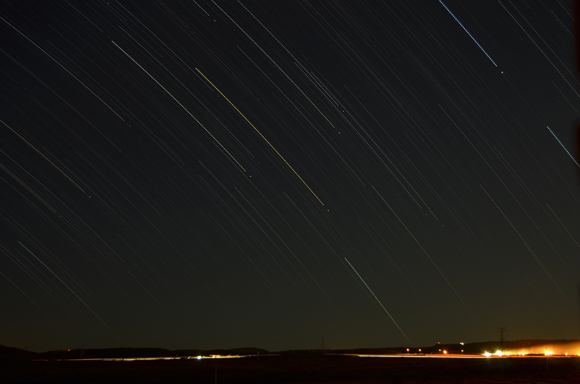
[1,1,579,352]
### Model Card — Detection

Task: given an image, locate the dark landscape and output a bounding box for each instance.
[3,340,580,383]
[4,353,580,384]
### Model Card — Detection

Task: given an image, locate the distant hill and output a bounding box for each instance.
[280,347,400,355]
[0,345,270,360]
[0,344,37,360]
[173,347,269,356]
[2,339,579,361]
[39,347,174,360]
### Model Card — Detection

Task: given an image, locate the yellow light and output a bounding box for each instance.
[496,351,503,357]
[484,352,491,357]
[443,350,447,354]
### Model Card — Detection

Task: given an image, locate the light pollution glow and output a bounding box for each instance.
[484,342,580,357]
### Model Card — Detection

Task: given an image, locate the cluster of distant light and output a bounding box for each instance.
[42,354,245,362]
[483,350,576,357]
[359,340,580,359]
[482,342,580,357]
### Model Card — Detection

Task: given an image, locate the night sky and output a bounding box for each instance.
[1,0,580,353]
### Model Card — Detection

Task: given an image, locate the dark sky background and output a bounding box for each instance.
[1,0,580,353]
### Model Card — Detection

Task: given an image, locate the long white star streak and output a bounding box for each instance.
[480,186,568,300]
[0,263,53,320]
[111,41,246,173]
[211,0,335,128]
[0,119,87,194]
[438,0,498,67]
[19,242,112,331]
[372,185,473,316]
[0,16,125,121]
[195,68,325,206]
[547,126,580,169]
[344,257,413,346]
[546,204,580,251]
[498,1,580,99]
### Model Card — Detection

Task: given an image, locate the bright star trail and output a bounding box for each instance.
[345,258,413,346]
[439,0,498,67]
[1,1,579,353]
[547,126,580,168]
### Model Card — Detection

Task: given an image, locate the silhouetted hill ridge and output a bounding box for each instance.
[2,339,578,360]
[0,344,269,360]
[0,344,37,360]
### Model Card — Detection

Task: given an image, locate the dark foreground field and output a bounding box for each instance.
[3,354,580,383]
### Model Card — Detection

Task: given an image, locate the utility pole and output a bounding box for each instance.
[322,337,325,355]
[79,344,85,359]
[497,327,507,352]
